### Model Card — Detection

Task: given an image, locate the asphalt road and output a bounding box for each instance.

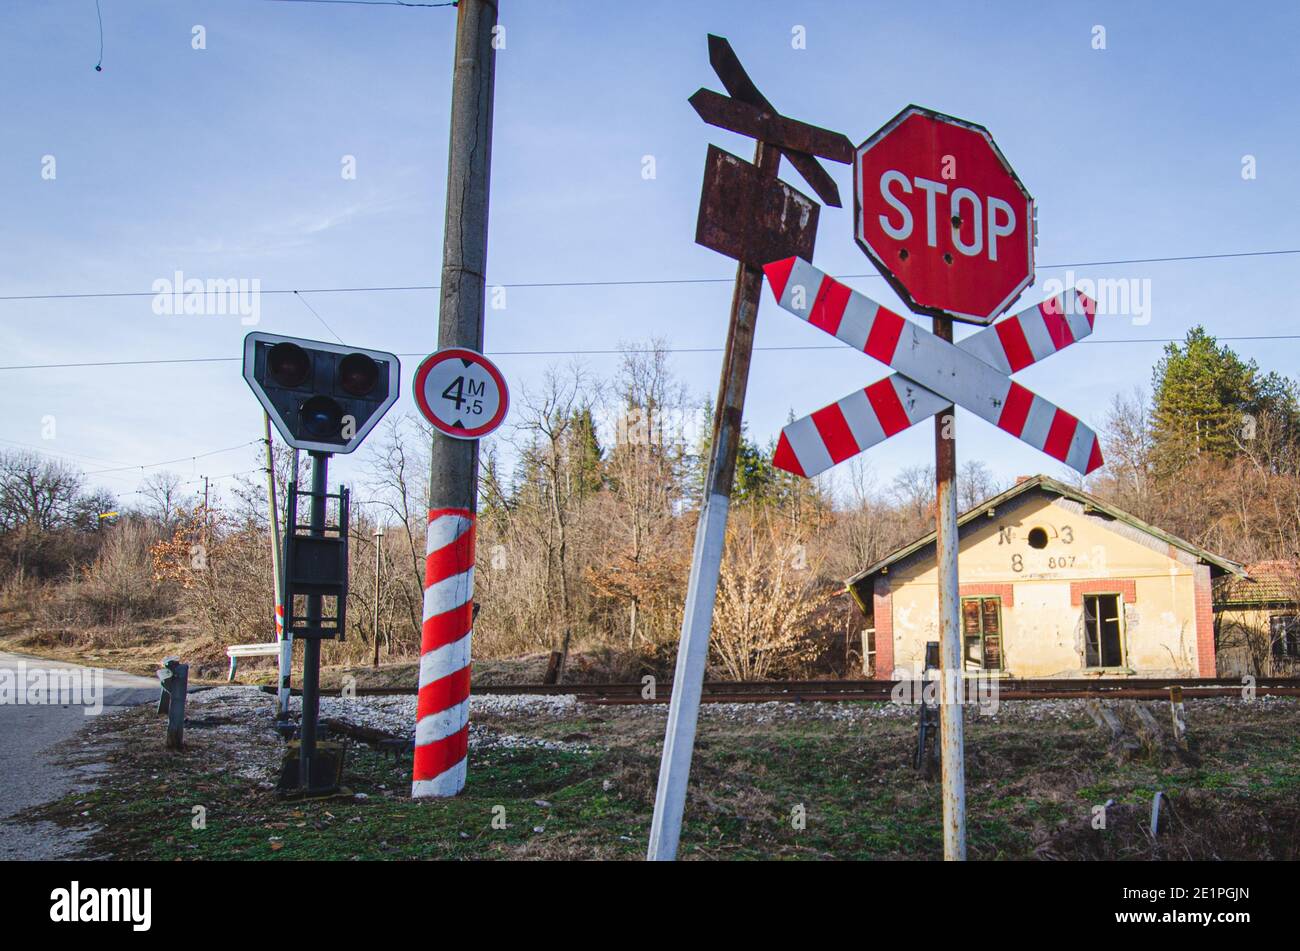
[0,651,157,860]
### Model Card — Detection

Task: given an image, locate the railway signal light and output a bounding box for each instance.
[242,332,401,454]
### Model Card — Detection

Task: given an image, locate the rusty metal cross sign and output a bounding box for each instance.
[647,35,851,862]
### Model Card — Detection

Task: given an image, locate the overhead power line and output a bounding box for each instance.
[0,247,1297,304]
[0,438,265,492]
[295,291,345,343]
[81,440,263,475]
[264,0,456,7]
[3,333,1300,374]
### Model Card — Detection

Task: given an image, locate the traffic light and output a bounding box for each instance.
[242,332,401,454]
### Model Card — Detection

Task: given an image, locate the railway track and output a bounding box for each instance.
[297,676,1300,703]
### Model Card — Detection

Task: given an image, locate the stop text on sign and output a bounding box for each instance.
[854,105,1035,325]
[877,171,1018,263]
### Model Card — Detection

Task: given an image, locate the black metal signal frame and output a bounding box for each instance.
[282,473,350,641]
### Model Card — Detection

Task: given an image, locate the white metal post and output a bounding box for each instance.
[646,490,730,859]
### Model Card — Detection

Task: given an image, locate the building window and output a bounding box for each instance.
[961,596,1003,671]
[1270,615,1300,659]
[1083,593,1125,668]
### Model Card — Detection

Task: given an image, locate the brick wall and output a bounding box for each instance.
[959,582,1015,607]
[1069,578,1137,606]
[872,576,893,680]
[1193,564,1217,676]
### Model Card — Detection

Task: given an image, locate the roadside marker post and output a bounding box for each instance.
[409,349,509,796]
[647,34,852,862]
[411,349,508,797]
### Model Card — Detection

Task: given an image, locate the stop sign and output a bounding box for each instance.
[853,105,1034,325]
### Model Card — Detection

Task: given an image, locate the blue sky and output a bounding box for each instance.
[2,0,1298,506]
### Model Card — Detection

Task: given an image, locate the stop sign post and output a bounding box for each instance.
[855,106,1035,861]
[854,105,1034,325]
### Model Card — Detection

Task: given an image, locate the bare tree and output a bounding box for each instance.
[711,512,831,680]
[511,361,601,679]
[1101,387,1154,496]
[138,471,185,528]
[602,341,687,644]
[891,463,935,529]
[0,451,86,532]
[958,460,1001,512]
[364,414,433,646]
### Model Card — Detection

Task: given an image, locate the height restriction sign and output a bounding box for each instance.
[414,347,509,440]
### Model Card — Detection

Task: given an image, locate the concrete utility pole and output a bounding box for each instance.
[412,0,497,800]
[428,0,495,515]
[932,317,967,861]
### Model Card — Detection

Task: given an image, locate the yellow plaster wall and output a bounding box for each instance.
[884,492,1200,678]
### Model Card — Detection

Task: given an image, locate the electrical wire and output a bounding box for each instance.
[1,247,1297,304]
[264,0,456,7]
[80,439,263,475]
[93,0,104,72]
[3,332,1300,374]
[294,291,345,343]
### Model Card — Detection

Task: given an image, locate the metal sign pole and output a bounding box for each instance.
[646,33,850,862]
[298,450,329,790]
[647,138,779,863]
[264,413,290,719]
[932,316,967,861]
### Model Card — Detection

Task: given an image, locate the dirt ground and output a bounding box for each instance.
[21,685,1300,861]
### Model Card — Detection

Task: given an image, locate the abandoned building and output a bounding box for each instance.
[1213,561,1300,677]
[847,475,1246,679]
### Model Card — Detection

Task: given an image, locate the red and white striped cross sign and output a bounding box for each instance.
[763,257,1104,478]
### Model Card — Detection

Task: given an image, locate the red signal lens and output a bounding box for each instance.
[339,353,379,396]
[268,343,311,388]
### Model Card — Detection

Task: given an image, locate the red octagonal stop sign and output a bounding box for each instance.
[854,105,1034,325]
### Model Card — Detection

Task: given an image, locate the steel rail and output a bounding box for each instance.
[274,677,1300,702]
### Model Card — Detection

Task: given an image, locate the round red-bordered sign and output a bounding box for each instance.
[413,347,509,440]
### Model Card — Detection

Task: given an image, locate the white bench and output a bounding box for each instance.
[225,643,280,682]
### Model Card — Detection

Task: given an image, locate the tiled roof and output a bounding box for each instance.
[1215,561,1300,607]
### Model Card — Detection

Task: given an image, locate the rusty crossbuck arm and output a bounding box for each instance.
[688,89,854,168]
[697,34,852,206]
[764,257,1106,477]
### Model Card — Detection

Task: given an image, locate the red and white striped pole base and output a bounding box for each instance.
[412,507,475,798]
